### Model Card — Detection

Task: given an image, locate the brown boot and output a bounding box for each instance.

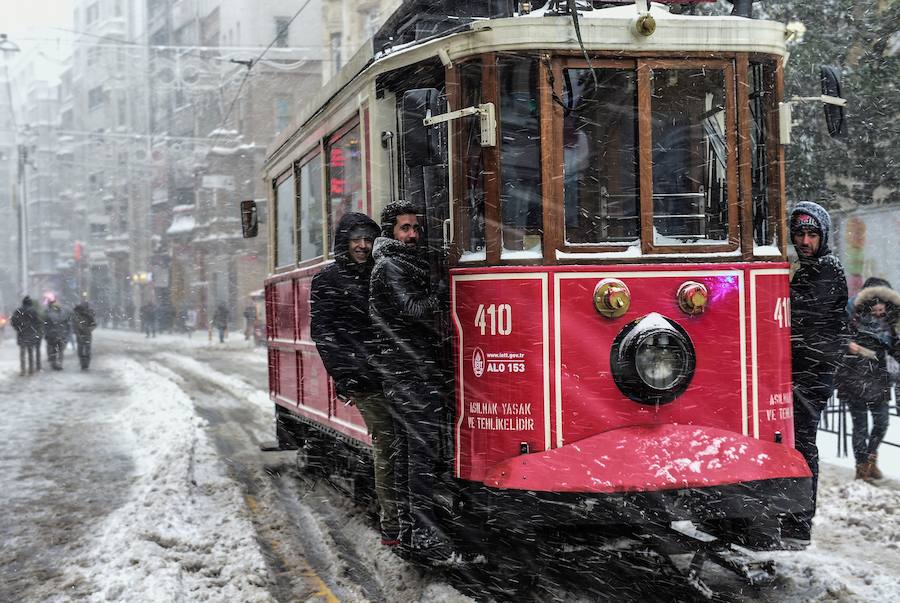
[855,463,871,481]
[868,453,883,480]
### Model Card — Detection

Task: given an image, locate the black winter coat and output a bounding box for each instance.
[368,236,443,384]
[72,303,97,338]
[791,253,849,404]
[836,285,900,405]
[310,212,382,397]
[11,303,42,345]
[212,306,229,328]
[44,304,70,343]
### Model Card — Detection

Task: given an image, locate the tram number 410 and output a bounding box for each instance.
[475,304,512,336]
[774,297,791,329]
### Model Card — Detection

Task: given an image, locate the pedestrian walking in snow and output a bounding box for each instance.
[369,201,453,562]
[242,302,257,341]
[311,212,400,547]
[212,304,229,343]
[784,201,849,548]
[72,300,97,371]
[44,297,71,371]
[11,296,43,375]
[837,277,899,481]
[184,308,197,339]
[140,302,157,338]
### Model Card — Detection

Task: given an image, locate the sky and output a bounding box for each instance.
[1,2,73,39]
[1,1,74,64]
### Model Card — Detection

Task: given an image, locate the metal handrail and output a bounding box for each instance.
[819,386,899,457]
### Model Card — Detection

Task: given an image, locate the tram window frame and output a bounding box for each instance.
[324,119,365,256]
[273,166,297,270]
[748,57,783,255]
[641,59,738,253]
[497,53,543,260]
[296,149,325,264]
[544,56,740,258]
[555,58,641,250]
[450,58,492,264]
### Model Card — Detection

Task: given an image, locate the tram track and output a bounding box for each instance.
[136,348,393,602]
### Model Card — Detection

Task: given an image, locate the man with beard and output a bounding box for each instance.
[310,212,400,547]
[784,200,848,548]
[369,201,452,562]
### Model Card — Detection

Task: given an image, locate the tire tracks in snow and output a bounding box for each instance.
[139,349,386,602]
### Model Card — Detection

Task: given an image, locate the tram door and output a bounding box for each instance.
[399,88,450,283]
[399,88,455,457]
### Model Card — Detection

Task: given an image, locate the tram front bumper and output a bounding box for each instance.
[472,424,812,526]
[483,423,811,494]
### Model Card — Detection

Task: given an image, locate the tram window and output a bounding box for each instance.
[650,68,729,244]
[275,172,296,268]
[298,155,323,261]
[563,68,639,245]
[460,62,485,259]
[327,125,364,240]
[499,56,542,257]
[749,61,773,246]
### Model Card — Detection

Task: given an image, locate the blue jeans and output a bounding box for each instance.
[849,401,890,465]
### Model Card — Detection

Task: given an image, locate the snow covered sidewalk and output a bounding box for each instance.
[0,339,274,602]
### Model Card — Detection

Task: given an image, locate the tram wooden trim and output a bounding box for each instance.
[483,53,502,265]
[724,59,741,257]
[637,62,654,256]
[541,55,562,264]
[446,64,464,265]
[771,60,788,259]
[736,55,754,260]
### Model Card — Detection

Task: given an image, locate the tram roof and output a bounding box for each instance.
[265,2,787,169]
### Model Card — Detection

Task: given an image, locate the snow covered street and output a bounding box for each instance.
[2,330,900,602]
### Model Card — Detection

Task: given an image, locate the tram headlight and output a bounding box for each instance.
[610,313,696,405]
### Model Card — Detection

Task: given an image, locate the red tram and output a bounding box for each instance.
[244,0,844,581]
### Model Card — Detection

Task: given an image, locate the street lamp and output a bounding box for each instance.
[0,33,27,295]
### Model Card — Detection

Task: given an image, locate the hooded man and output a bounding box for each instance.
[785,200,848,547]
[310,211,400,546]
[72,300,97,370]
[368,200,452,561]
[11,296,43,375]
[44,297,71,371]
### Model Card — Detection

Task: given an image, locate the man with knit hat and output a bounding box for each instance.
[784,200,848,547]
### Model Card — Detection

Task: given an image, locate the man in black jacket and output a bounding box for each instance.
[785,200,848,547]
[11,296,42,375]
[310,212,400,546]
[369,201,451,561]
[72,300,97,370]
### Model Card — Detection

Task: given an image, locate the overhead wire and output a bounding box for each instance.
[212,0,315,139]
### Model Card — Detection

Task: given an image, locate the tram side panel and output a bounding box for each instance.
[749,268,794,447]
[266,273,371,443]
[451,273,551,481]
